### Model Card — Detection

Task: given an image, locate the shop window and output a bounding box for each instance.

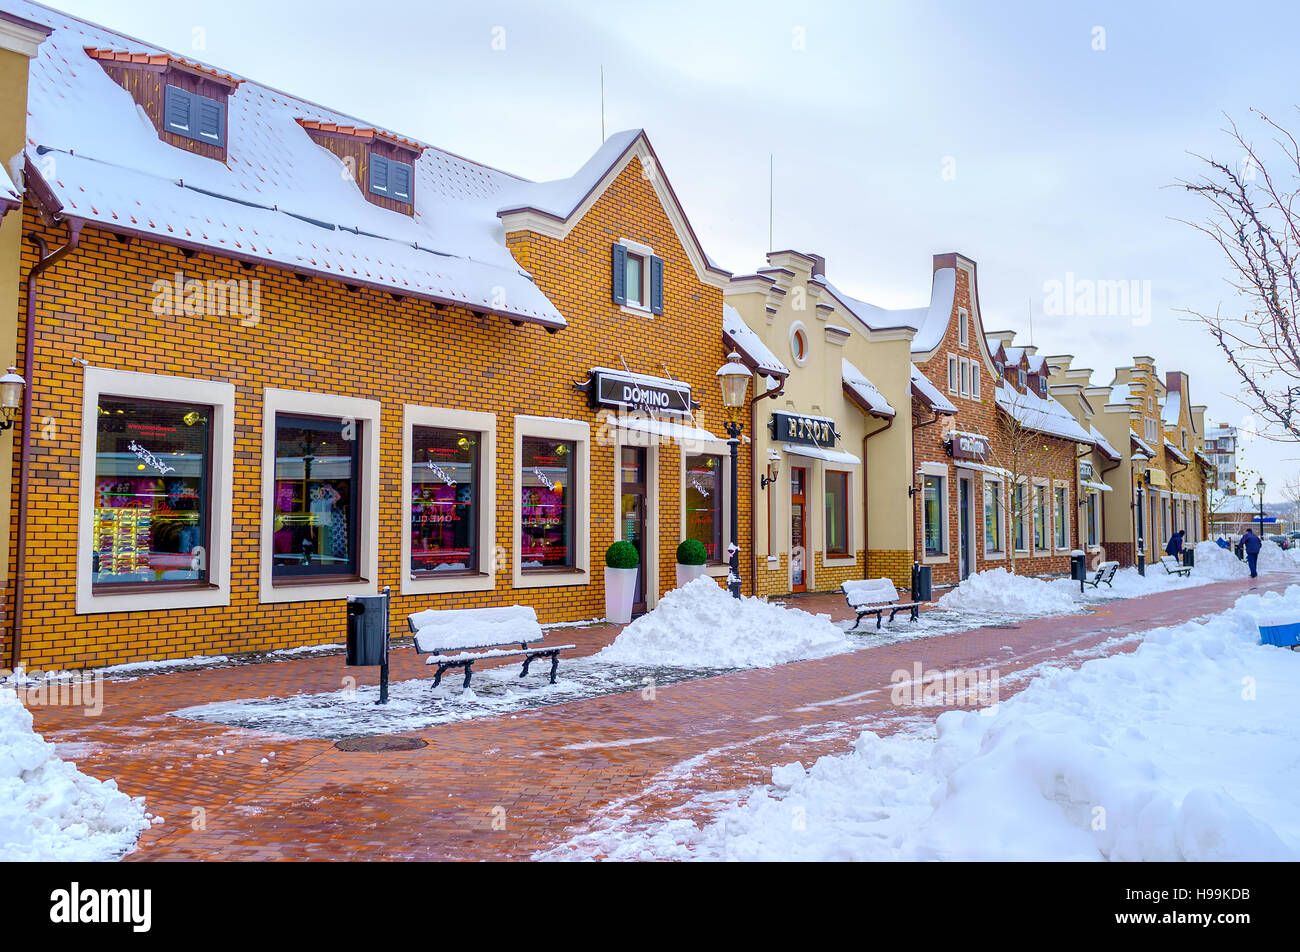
[271,415,362,579]
[1086,492,1099,546]
[685,453,724,562]
[1014,483,1028,551]
[825,470,849,557]
[78,369,236,615]
[410,426,480,575]
[520,437,577,569]
[91,395,213,588]
[1054,485,1068,549]
[923,474,945,555]
[1034,484,1048,550]
[984,479,1003,553]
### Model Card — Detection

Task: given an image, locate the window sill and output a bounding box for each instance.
[272,573,366,588]
[404,569,495,596]
[515,565,588,590]
[619,304,655,319]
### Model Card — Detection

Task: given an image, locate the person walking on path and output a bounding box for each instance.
[1243,528,1263,578]
[1166,529,1185,559]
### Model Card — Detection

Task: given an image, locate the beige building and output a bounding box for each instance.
[724,251,920,595]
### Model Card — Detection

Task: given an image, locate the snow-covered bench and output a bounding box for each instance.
[407,605,574,689]
[1158,555,1191,577]
[1082,560,1120,589]
[841,578,924,630]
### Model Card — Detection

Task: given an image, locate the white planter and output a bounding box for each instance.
[604,566,638,624]
[675,563,709,588]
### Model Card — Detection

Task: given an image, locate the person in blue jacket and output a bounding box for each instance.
[1165,529,1185,559]
[1242,528,1263,578]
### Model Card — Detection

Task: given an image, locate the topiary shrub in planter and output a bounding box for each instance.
[675,538,710,589]
[604,541,639,624]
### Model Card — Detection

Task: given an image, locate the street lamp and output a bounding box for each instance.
[1257,477,1267,535]
[0,367,26,431]
[717,351,752,598]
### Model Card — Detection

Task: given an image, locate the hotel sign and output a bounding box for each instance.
[948,432,990,461]
[1079,461,1094,480]
[770,412,839,448]
[589,369,692,417]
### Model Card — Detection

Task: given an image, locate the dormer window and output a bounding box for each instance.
[164,85,225,147]
[86,48,240,162]
[1038,377,1047,396]
[1018,369,1027,389]
[296,119,423,216]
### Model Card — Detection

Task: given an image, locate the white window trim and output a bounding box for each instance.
[1086,490,1100,547]
[919,461,949,563]
[982,475,1006,560]
[612,428,662,605]
[789,321,809,367]
[823,468,856,567]
[513,415,590,589]
[1013,478,1030,553]
[947,354,959,394]
[1032,478,1051,555]
[959,358,969,397]
[259,388,382,604]
[971,360,981,401]
[77,368,236,615]
[620,237,655,313]
[678,438,732,581]
[400,405,497,596]
[958,307,969,348]
[1052,482,1070,552]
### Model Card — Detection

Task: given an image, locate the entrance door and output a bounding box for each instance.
[790,466,807,593]
[620,446,647,613]
[958,476,972,580]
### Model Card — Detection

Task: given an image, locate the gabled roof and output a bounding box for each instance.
[294,119,424,154]
[723,305,789,380]
[813,267,956,347]
[995,382,1093,444]
[1130,431,1156,458]
[83,46,242,87]
[1090,425,1120,462]
[18,0,680,329]
[842,358,895,419]
[911,363,957,415]
[0,162,18,217]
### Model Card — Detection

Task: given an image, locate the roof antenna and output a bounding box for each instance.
[1028,295,1034,346]
[600,66,606,144]
[768,154,774,252]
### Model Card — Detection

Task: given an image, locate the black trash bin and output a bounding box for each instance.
[346,593,389,667]
[912,563,932,603]
[1183,548,1195,568]
[1070,551,1087,583]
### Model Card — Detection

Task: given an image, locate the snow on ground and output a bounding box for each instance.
[937,567,1079,617]
[553,585,1300,861]
[595,576,850,669]
[0,690,150,861]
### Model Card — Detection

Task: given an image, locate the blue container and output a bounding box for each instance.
[1259,620,1300,648]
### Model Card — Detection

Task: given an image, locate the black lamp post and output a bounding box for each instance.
[717,351,752,599]
[1257,477,1267,535]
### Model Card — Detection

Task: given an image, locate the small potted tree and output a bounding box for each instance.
[675,539,709,588]
[604,540,640,624]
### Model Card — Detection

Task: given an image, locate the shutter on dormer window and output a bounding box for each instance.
[369,154,390,196]
[164,85,192,136]
[649,255,664,315]
[389,161,412,201]
[196,97,225,145]
[612,243,628,305]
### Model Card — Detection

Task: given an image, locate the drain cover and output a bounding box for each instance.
[334,736,428,752]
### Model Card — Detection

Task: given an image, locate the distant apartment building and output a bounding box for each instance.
[1203,424,1239,492]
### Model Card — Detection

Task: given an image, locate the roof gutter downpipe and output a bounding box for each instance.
[12,222,81,669]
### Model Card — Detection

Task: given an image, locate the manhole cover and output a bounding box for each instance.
[986,624,1020,630]
[334,736,428,752]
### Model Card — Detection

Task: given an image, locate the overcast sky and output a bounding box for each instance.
[37,0,1300,494]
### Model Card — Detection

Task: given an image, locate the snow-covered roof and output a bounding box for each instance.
[496,129,640,223]
[1162,392,1181,426]
[1164,439,1189,465]
[14,0,594,328]
[995,382,1093,444]
[1130,431,1156,458]
[1090,425,1120,462]
[1,162,17,206]
[723,305,789,379]
[1214,495,1272,515]
[842,358,895,419]
[1003,346,1025,366]
[911,363,957,415]
[1109,383,1135,404]
[815,268,957,352]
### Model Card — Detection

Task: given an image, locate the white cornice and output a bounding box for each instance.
[0,19,48,58]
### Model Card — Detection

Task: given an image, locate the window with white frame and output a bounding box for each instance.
[1054,484,1068,549]
[971,361,981,400]
[260,389,381,604]
[923,473,946,555]
[513,416,590,588]
[1014,482,1029,551]
[1085,491,1099,546]
[983,478,1003,554]
[959,359,969,397]
[958,308,969,347]
[1018,368,1027,389]
[1033,483,1048,551]
[78,368,235,615]
[401,405,496,595]
[947,354,959,393]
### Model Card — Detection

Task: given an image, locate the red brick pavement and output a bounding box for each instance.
[25,573,1295,860]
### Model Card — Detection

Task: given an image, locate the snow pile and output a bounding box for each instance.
[599,585,1300,860]
[936,568,1079,617]
[0,691,149,861]
[595,576,849,669]
[1191,540,1250,581]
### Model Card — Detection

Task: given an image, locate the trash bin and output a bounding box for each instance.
[346,593,389,667]
[1070,550,1086,583]
[1183,548,1195,568]
[912,563,932,603]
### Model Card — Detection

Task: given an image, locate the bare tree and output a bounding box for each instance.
[978,398,1060,574]
[1182,110,1300,442]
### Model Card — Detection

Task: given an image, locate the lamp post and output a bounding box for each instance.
[717,351,752,599]
[1257,477,1267,536]
[0,367,26,431]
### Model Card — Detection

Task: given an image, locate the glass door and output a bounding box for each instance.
[621,446,647,613]
[958,476,971,579]
[791,466,807,593]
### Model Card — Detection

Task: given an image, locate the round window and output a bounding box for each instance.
[789,323,809,365]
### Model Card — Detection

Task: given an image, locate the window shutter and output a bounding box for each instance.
[195,97,225,145]
[611,243,627,305]
[389,161,413,202]
[164,85,192,136]
[649,255,664,315]
[369,154,390,196]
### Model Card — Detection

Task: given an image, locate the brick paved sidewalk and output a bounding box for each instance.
[26,573,1295,861]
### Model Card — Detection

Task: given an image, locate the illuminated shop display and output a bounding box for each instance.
[272,414,360,578]
[684,453,722,561]
[92,396,211,586]
[520,437,575,569]
[410,426,479,573]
